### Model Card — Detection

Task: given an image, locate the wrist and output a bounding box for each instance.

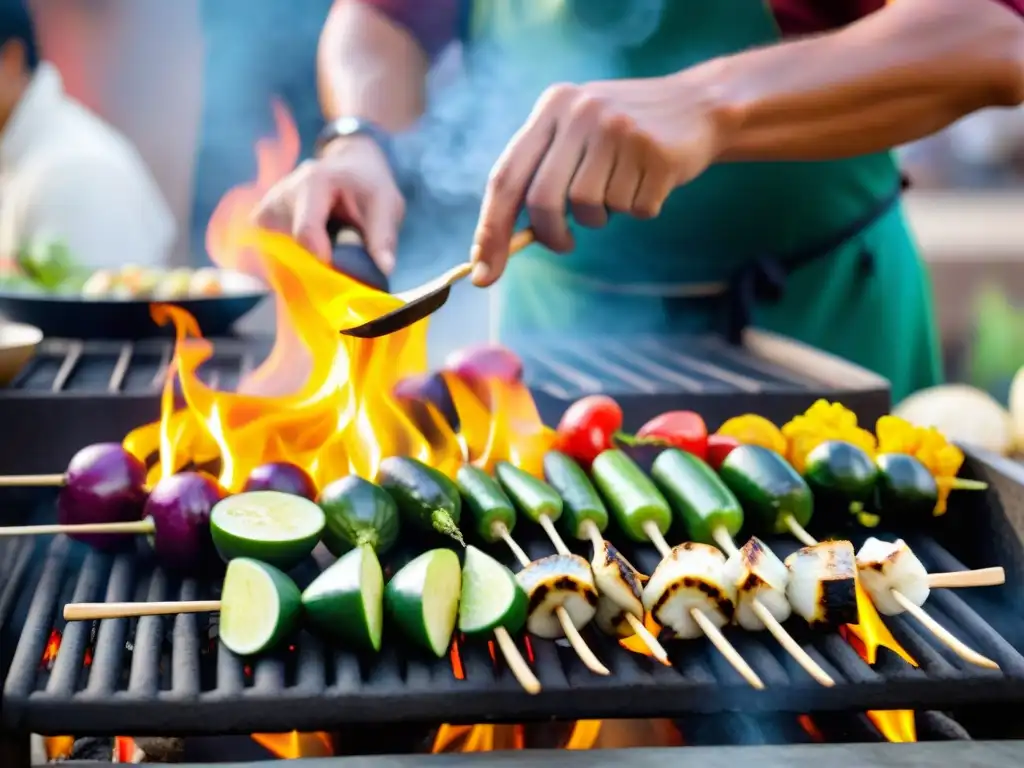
[668,57,749,164]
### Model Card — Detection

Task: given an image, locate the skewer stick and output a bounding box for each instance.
[690,608,764,689]
[710,525,835,687]
[493,627,542,695]
[889,590,999,670]
[537,515,570,556]
[0,473,65,487]
[641,521,672,558]
[928,567,1005,589]
[0,520,155,537]
[783,515,817,547]
[577,519,670,665]
[797,531,999,670]
[64,600,221,621]
[492,523,610,676]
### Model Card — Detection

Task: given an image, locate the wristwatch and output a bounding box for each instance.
[314,116,396,170]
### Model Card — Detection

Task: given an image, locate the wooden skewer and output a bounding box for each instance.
[797,531,1000,671]
[575,519,670,666]
[710,526,835,687]
[0,520,155,537]
[690,607,765,690]
[783,515,817,547]
[493,522,610,676]
[889,590,1000,670]
[493,627,542,695]
[928,567,1005,589]
[64,600,221,621]
[0,473,66,487]
[641,521,763,689]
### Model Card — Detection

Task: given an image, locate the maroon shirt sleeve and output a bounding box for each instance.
[771,0,1024,36]
[353,0,460,60]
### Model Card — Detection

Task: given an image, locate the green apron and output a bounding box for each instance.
[465,0,941,402]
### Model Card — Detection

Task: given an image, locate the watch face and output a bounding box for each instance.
[335,116,362,136]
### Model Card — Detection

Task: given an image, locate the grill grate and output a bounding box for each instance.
[2,511,1023,736]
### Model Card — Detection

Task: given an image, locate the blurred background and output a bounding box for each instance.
[27,0,1024,402]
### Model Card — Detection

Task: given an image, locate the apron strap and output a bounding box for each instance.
[725,180,906,344]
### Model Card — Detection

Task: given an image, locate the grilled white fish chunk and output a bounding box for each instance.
[516,554,598,639]
[856,537,930,616]
[591,539,646,638]
[642,542,735,640]
[784,540,860,628]
[723,537,792,631]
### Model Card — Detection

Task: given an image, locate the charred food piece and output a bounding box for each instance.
[784,540,859,629]
[591,539,646,638]
[516,554,599,639]
[723,536,792,631]
[642,542,735,640]
[855,537,929,616]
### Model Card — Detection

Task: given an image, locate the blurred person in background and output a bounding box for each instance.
[255,0,1024,401]
[0,0,174,272]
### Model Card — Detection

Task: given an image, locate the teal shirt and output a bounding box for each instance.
[401,0,941,401]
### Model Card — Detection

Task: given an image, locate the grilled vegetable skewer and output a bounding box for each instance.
[460,463,608,676]
[856,537,1000,670]
[650,449,834,686]
[591,449,763,688]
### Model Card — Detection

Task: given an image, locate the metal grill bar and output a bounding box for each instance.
[2,526,1022,736]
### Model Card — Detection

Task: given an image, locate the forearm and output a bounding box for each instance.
[317,0,430,131]
[693,0,1024,162]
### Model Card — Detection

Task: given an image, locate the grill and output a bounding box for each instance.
[0,330,1022,765]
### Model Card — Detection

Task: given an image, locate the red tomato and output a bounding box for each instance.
[635,411,708,459]
[706,433,742,470]
[555,395,624,467]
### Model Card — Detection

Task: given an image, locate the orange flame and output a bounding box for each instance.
[841,582,918,743]
[252,731,334,760]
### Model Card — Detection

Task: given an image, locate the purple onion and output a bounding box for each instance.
[243,462,317,500]
[143,471,226,571]
[393,372,459,430]
[57,443,148,551]
[443,344,524,385]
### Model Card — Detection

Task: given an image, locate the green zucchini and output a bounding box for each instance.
[719,445,813,535]
[495,461,563,524]
[875,452,939,521]
[377,457,465,546]
[302,545,384,651]
[455,465,516,542]
[804,440,878,516]
[459,545,528,636]
[318,476,400,557]
[385,549,462,657]
[219,557,302,657]
[543,450,609,539]
[590,449,672,543]
[651,448,743,546]
[210,491,325,571]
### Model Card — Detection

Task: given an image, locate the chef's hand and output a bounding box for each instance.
[252,135,404,274]
[470,77,725,286]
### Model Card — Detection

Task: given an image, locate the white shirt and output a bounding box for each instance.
[0,63,175,269]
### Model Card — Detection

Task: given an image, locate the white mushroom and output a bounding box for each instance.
[785,540,859,629]
[516,554,598,639]
[591,539,646,638]
[723,536,792,631]
[855,537,930,616]
[642,542,735,640]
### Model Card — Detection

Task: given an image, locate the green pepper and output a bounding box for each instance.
[590,449,672,543]
[719,445,813,535]
[455,465,517,542]
[543,450,609,539]
[875,452,938,522]
[495,462,563,524]
[651,448,743,546]
[803,440,878,517]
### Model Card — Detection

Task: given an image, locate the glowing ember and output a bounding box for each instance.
[252,731,334,760]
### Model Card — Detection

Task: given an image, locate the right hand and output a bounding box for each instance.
[252,135,405,274]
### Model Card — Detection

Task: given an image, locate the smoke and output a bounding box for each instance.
[392,0,668,362]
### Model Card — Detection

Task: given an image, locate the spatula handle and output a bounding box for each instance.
[326,220,390,293]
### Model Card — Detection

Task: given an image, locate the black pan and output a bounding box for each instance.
[0,225,390,340]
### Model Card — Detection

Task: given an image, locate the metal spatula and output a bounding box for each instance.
[338,229,535,338]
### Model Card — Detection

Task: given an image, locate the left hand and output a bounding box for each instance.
[470,75,726,286]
